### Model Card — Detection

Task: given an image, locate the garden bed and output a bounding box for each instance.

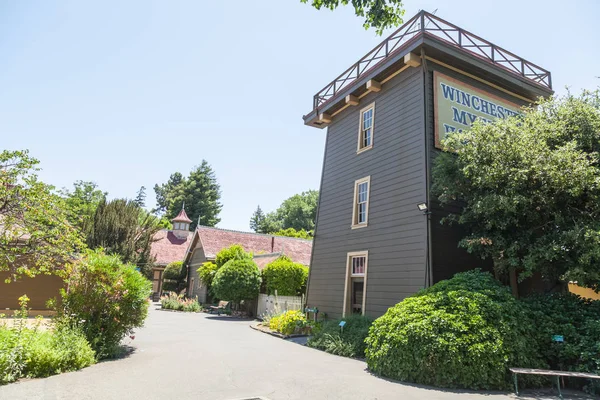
[250,322,308,339]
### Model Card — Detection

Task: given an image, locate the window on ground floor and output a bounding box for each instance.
[343,251,369,317]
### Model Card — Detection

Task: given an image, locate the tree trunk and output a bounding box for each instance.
[509,268,519,298]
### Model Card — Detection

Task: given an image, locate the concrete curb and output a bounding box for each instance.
[155,307,202,314]
[249,323,308,340]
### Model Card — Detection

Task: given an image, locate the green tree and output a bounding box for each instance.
[249,205,265,232]
[86,198,162,277]
[197,261,218,288]
[0,150,86,280]
[153,172,183,215]
[215,244,252,268]
[212,258,261,304]
[301,0,405,35]
[197,245,252,302]
[59,180,107,235]
[262,255,309,296]
[272,227,312,239]
[154,161,222,229]
[432,91,600,294]
[255,190,319,233]
[162,260,187,293]
[133,186,146,208]
[256,212,283,234]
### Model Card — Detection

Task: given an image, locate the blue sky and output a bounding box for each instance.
[1,1,598,231]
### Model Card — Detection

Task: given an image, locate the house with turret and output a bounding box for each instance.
[150,207,194,300]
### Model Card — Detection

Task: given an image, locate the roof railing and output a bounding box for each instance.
[313,11,551,110]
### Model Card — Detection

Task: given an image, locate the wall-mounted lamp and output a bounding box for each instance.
[417,202,429,213]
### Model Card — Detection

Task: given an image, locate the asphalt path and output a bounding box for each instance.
[0,305,592,400]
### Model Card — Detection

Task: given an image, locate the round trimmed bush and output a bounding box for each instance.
[212,258,261,303]
[262,255,308,296]
[215,244,252,268]
[163,261,185,281]
[163,261,187,293]
[365,270,543,390]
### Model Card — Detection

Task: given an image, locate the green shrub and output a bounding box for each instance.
[308,315,372,358]
[262,255,308,296]
[269,310,308,335]
[198,261,218,286]
[160,292,182,310]
[160,293,201,312]
[212,258,261,303]
[0,327,27,384]
[57,250,151,359]
[0,295,35,384]
[197,261,219,300]
[162,261,187,293]
[365,270,543,390]
[215,244,252,268]
[523,292,600,394]
[0,296,95,385]
[26,326,95,378]
[180,298,201,312]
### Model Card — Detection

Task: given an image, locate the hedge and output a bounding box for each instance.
[262,255,308,296]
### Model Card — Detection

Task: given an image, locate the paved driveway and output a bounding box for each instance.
[0,305,590,400]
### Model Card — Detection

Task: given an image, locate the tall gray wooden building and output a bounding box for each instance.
[303,11,553,318]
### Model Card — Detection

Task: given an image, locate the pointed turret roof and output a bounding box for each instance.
[172,207,192,223]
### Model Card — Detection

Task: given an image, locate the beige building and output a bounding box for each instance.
[149,208,193,300]
[184,226,313,303]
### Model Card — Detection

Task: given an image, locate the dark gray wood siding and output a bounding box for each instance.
[424,61,531,282]
[307,67,428,318]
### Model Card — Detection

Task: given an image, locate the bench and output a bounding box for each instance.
[510,367,600,399]
[209,301,230,315]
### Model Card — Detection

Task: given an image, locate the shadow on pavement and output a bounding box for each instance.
[97,345,136,364]
[204,316,253,322]
[364,370,596,399]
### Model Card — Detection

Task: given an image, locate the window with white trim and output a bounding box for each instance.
[343,251,368,316]
[357,103,374,153]
[352,176,370,228]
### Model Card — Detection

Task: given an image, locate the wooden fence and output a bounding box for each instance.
[256,292,304,320]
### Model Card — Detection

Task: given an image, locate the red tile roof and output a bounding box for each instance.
[151,229,193,266]
[195,226,312,266]
[253,253,282,270]
[172,208,192,223]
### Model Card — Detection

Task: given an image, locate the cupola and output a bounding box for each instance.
[171,205,192,239]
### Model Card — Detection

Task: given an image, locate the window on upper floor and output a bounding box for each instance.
[357,103,375,153]
[352,176,371,228]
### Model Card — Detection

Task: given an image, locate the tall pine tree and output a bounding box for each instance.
[249,205,265,232]
[133,186,146,208]
[153,160,222,229]
[87,198,162,277]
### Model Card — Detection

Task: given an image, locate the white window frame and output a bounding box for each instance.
[357,103,375,154]
[342,251,369,317]
[351,176,371,229]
